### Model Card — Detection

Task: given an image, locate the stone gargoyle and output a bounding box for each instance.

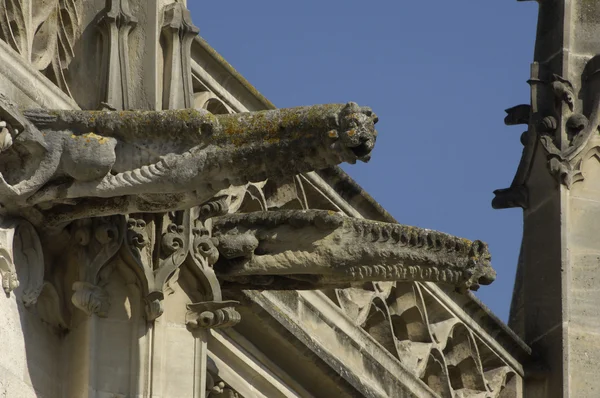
[211,210,496,292]
[0,96,377,226]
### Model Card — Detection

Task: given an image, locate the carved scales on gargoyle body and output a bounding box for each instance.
[0,100,377,226]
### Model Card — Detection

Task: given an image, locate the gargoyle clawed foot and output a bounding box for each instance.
[0,121,13,152]
[0,173,18,198]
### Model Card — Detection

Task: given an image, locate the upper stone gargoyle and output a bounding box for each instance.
[211,210,496,292]
[0,96,377,224]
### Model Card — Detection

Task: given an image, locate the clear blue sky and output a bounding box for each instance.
[189,2,540,322]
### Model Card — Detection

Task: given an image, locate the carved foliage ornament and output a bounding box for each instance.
[494,57,600,209]
[1,178,310,330]
[0,0,83,95]
[1,201,495,331]
[0,219,44,304]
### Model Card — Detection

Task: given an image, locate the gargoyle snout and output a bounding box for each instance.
[337,102,378,162]
[478,270,496,286]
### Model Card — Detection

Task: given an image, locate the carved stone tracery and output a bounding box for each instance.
[0,0,83,95]
[334,282,518,398]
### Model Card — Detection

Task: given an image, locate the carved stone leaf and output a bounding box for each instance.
[30,7,60,71]
[13,220,44,306]
[0,0,28,54]
[0,0,82,94]
[0,222,18,295]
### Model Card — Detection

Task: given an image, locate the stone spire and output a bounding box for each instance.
[496,2,600,396]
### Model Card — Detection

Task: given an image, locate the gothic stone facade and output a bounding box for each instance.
[0,1,528,397]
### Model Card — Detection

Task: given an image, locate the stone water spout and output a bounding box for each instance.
[0,98,377,225]
[212,210,496,292]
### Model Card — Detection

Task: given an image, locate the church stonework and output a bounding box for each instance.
[0,1,528,397]
[495,1,600,397]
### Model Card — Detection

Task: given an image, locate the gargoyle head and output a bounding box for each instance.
[333,102,378,164]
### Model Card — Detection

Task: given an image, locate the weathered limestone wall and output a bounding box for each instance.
[504,1,600,396]
[0,291,60,397]
[0,48,74,398]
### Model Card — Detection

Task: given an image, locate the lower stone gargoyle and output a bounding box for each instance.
[0,97,377,226]
[211,210,496,291]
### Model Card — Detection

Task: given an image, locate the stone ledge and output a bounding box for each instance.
[247,290,439,398]
[0,40,78,110]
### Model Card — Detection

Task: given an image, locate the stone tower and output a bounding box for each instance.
[495,1,600,396]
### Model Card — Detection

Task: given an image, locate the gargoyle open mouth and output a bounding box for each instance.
[350,138,375,161]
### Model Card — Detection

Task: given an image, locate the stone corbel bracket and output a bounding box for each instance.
[69,216,125,318]
[185,300,241,330]
[118,196,232,322]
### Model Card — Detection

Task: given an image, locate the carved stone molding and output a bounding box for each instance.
[0,0,83,96]
[161,1,199,109]
[99,0,137,110]
[186,300,241,330]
